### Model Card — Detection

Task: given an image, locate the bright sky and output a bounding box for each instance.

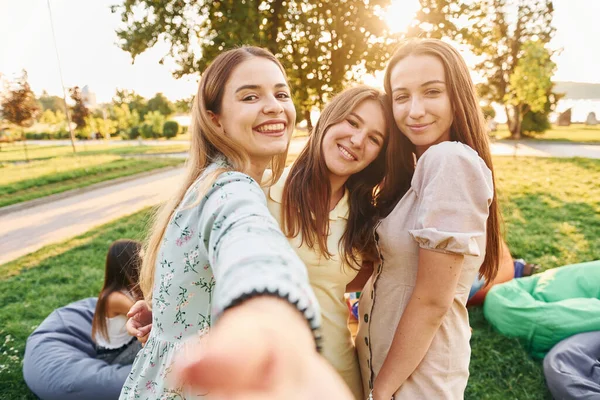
[0,0,598,104]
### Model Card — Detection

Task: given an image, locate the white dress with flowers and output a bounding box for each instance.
[119,161,321,399]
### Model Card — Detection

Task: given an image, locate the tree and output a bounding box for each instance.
[1,70,41,161]
[504,40,555,138]
[70,86,91,131]
[112,0,397,126]
[409,0,556,138]
[163,120,180,139]
[38,91,64,112]
[174,96,194,114]
[141,110,165,138]
[113,89,148,118]
[147,92,175,117]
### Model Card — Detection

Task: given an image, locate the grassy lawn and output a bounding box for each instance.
[0,155,183,208]
[1,156,599,399]
[0,142,189,163]
[495,123,600,143]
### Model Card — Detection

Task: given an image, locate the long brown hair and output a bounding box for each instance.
[139,47,291,301]
[92,239,143,343]
[380,38,501,282]
[281,86,390,268]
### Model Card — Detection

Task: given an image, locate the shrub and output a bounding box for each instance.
[163,121,180,139]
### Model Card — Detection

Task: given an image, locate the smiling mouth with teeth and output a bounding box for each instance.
[338,145,357,161]
[255,123,285,133]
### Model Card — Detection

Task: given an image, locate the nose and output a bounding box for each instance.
[349,129,367,149]
[263,94,284,115]
[409,96,425,120]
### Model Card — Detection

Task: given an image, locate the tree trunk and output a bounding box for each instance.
[21,128,30,163]
[304,109,313,132]
[507,104,522,140]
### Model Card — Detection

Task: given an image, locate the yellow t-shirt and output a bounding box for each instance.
[265,167,363,400]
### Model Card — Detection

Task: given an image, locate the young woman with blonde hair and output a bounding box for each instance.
[356,38,502,399]
[120,46,352,400]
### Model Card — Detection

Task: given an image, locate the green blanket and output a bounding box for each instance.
[483,260,600,359]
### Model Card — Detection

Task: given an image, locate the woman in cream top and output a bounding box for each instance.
[265,86,391,399]
[267,167,363,398]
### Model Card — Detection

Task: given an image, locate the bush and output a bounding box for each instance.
[140,123,155,139]
[522,110,551,135]
[163,121,180,139]
[128,126,141,139]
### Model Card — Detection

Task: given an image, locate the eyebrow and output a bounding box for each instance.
[235,83,288,93]
[349,112,386,140]
[392,79,446,93]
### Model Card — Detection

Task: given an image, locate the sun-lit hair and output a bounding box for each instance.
[281,86,391,268]
[92,239,143,343]
[140,46,291,301]
[380,38,501,282]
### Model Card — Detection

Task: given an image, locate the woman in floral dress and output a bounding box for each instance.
[119,46,352,400]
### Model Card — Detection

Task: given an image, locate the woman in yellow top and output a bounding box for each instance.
[265,86,390,399]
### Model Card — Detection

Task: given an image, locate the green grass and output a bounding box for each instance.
[1,156,599,399]
[0,156,183,208]
[495,123,600,143]
[0,142,189,163]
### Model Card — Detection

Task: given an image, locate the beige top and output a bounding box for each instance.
[266,168,364,400]
[356,142,493,399]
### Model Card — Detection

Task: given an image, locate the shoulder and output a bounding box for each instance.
[106,291,134,317]
[265,167,291,204]
[413,141,493,194]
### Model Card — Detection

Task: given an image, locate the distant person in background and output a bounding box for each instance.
[91,239,144,365]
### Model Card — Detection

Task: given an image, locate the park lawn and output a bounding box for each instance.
[1,156,599,399]
[0,155,183,208]
[0,142,189,163]
[495,123,600,143]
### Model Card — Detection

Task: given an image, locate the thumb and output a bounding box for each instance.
[175,318,276,393]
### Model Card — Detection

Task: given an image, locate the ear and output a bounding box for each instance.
[207,111,225,134]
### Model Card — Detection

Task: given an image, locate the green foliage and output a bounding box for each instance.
[111,0,397,117]
[147,92,174,117]
[127,125,141,139]
[141,111,165,138]
[163,120,179,139]
[37,91,65,113]
[113,89,148,119]
[481,105,496,120]
[411,0,556,138]
[174,96,193,113]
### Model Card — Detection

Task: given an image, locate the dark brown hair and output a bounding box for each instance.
[92,239,143,343]
[380,38,501,282]
[281,86,390,268]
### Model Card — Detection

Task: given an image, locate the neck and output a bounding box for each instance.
[328,173,348,211]
[247,158,270,182]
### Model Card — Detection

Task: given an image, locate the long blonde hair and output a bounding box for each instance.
[140,47,290,301]
[380,38,501,282]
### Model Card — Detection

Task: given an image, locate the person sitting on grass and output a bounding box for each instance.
[91,239,144,365]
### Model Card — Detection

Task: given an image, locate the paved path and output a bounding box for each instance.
[1,138,599,267]
[0,167,184,266]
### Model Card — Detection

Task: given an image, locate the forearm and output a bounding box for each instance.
[373,299,448,398]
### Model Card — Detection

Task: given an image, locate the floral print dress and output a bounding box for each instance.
[120,161,321,399]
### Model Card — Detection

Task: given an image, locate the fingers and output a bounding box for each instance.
[175,315,275,394]
[127,300,149,318]
[137,323,152,337]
